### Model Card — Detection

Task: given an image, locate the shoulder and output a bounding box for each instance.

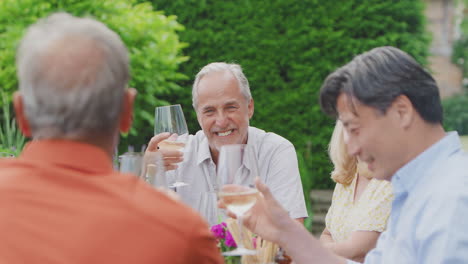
[249,126,294,150]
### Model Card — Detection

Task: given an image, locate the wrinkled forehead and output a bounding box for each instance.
[197,72,243,102]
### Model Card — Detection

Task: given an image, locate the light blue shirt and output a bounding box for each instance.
[348,132,468,264]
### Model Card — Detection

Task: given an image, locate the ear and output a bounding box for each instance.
[119,88,137,133]
[391,94,414,129]
[13,92,32,137]
[248,98,254,119]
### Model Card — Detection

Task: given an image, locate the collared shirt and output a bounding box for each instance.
[170,126,308,226]
[347,132,468,264]
[0,140,222,264]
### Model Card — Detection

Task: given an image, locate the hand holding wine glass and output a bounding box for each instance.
[154,104,189,149]
[217,144,259,256]
[154,104,189,188]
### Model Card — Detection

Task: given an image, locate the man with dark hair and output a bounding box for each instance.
[0,12,222,264]
[223,46,468,264]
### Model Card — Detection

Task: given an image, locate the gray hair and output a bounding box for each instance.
[320,46,442,124]
[16,12,130,139]
[192,62,251,109]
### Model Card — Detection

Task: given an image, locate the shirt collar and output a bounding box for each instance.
[197,135,213,165]
[19,139,114,174]
[391,131,462,194]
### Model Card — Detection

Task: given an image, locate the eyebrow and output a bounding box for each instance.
[201,105,215,112]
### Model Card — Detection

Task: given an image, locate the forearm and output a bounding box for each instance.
[278,220,346,264]
[326,231,380,262]
[327,241,366,263]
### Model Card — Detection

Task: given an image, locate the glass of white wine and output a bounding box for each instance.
[154,104,189,187]
[217,144,258,256]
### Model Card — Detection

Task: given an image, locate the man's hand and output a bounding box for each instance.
[219,178,296,244]
[145,132,184,171]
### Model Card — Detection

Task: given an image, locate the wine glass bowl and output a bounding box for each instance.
[154,104,189,150]
[217,144,258,256]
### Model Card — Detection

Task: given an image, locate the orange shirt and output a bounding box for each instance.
[0,140,223,264]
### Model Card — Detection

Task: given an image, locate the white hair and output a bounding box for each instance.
[192,62,251,109]
[16,12,129,139]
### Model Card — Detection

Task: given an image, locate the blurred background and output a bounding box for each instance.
[1,0,467,232]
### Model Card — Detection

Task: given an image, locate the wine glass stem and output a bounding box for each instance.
[237,214,246,249]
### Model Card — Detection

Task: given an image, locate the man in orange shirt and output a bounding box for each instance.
[0,12,223,264]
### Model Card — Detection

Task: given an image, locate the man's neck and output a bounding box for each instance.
[210,148,219,166]
[34,132,117,159]
[402,122,446,167]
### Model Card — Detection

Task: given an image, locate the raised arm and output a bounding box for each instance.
[222,178,346,264]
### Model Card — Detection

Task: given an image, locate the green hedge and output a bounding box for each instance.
[150,0,430,190]
[442,93,468,135]
[0,0,187,152]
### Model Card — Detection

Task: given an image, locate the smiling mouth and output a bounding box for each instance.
[217,130,233,137]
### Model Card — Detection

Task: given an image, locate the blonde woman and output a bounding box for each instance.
[319,121,393,262]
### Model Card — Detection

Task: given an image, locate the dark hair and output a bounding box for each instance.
[319,46,443,124]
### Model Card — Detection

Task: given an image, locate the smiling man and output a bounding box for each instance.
[146,62,307,225]
[219,46,468,264]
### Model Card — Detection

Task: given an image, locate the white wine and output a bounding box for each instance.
[219,189,258,216]
[158,140,185,151]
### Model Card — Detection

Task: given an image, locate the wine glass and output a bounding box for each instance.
[217,144,258,256]
[154,104,189,188]
[119,152,143,177]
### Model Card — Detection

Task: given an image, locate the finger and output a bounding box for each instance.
[255,177,273,200]
[226,211,237,219]
[165,164,178,171]
[159,149,184,159]
[217,199,226,209]
[146,133,171,151]
[163,156,183,164]
[167,133,179,141]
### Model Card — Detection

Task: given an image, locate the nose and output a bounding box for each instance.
[343,130,360,157]
[215,112,229,128]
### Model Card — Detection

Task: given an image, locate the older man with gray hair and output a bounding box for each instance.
[146,62,308,225]
[0,12,222,264]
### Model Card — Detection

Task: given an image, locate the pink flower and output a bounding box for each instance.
[224,229,237,248]
[210,223,226,240]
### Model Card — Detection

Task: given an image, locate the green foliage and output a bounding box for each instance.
[0,93,26,156]
[452,32,468,91]
[150,0,430,189]
[442,93,468,135]
[0,0,187,150]
[452,0,468,91]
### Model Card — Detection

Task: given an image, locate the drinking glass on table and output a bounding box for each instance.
[154,104,189,188]
[119,152,143,177]
[217,144,259,256]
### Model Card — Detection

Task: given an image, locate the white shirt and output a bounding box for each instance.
[168,126,308,226]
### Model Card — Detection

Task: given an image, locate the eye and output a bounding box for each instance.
[203,109,214,115]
